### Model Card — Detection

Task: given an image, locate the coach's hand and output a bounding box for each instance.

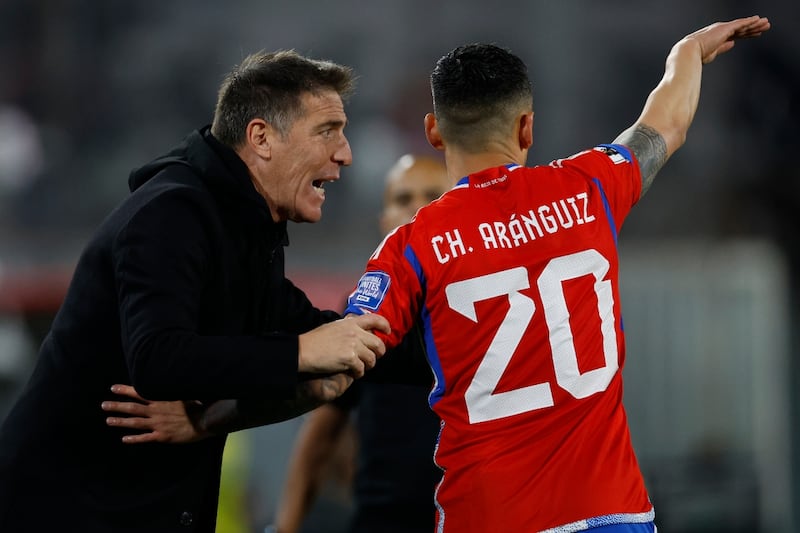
[102,384,208,444]
[298,313,390,378]
[104,376,356,444]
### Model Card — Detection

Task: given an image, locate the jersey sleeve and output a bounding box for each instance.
[561,143,642,230]
[344,224,421,350]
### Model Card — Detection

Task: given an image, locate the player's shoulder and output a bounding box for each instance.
[548,144,636,170]
[368,219,415,261]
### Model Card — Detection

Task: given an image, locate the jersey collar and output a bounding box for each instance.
[456,163,521,188]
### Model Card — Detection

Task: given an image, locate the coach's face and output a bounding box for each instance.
[264,90,352,223]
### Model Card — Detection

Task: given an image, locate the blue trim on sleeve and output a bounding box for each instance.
[403,245,445,407]
[598,143,634,163]
[591,177,618,246]
[403,244,424,282]
[343,297,365,316]
[589,177,624,333]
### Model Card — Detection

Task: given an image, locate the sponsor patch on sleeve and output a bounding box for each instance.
[594,144,632,164]
[347,271,391,312]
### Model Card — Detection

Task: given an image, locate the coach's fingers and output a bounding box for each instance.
[110,384,146,402]
[356,334,384,368]
[350,312,391,335]
[348,357,366,379]
[105,415,150,429]
[365,330,387,357]
[361,343,379,370]
[120,432,159,444]
[101,400,149,416]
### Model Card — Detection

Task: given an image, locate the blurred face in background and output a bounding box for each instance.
[379,155,449,236]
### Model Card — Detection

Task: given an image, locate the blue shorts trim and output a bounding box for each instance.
[586,522,656,532]
[541,507,656,533]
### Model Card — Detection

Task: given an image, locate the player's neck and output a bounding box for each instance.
[445,149,524,183]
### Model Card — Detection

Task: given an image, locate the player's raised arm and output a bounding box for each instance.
[614,15,770,197]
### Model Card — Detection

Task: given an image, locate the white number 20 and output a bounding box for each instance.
[445,249,619,424]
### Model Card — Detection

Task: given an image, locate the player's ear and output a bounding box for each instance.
[518,112,533,150]
[424,113,444,151]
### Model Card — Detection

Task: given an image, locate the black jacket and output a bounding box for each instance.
[0,127,338,532]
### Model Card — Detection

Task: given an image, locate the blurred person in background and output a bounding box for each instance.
[343,16,770,532]
[0,49,389,532]
[273,154,448,533]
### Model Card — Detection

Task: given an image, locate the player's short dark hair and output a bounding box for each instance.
[211,49,356,147]
[430,43,533,151]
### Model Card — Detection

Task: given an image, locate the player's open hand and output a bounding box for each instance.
[102,384,209,444]
[685,15,770,64]
[298,313,390,378]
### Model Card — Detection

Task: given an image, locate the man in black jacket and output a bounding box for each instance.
[0,49,388,532]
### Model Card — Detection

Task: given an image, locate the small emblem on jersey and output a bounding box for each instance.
[594,144,629,165]
[349,271,391,311]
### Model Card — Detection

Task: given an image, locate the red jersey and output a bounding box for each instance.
[346,144,654,532]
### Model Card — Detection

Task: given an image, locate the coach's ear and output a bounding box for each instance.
[424,113,444,151]
[245,118,274,160]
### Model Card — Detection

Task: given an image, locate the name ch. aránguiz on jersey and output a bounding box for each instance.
[431,189,596,264]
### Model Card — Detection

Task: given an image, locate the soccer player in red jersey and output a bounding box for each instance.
[344,16,770,532]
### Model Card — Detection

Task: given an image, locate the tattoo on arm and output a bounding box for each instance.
[613,123,668,197]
